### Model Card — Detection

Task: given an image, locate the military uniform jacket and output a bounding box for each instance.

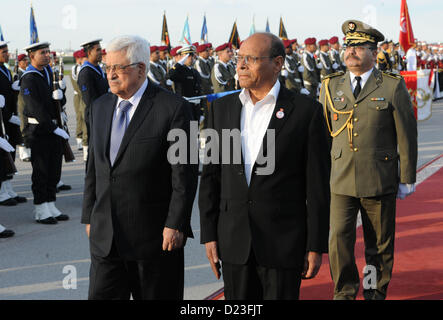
[329,49,345,72]
[320,68,417,198]
[319,51,333,80]
[195,57,213,95]
[77,61,109,111]
[302,52,320,87]
[20,65,67,146]
[148,62,167,88]
[284,55,303,91]
[211,61,235,93]
[168,63,202,98]
[377,50,393,71]
[0,64,22,146]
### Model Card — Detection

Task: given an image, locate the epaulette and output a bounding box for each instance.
[322,71,345,82]
[382,71,402,80]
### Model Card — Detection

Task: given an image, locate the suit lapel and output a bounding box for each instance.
[100,94,117,168]
[111,84,157,168]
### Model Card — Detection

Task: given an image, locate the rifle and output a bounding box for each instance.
[51,56,75,163]
[13,49,19,81]
[0,107,17,177]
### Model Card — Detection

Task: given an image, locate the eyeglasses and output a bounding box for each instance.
[105,62,140,74]
[345,46,372,53]
[237,55,274,66]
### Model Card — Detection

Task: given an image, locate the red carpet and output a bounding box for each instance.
[300,166,443,300]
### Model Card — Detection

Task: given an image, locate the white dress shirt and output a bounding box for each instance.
[114,78,148,123]
[350,68,374,93]
[239,80,280,185]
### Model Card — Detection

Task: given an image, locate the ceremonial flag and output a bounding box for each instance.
[0,25,4,41]
[278,17,288,40]
[30,4,39,44]
[180,16,192,45]
[399,0,415,53]
[228,21,241,49]
[265,18,270,33]
[161,11,171,49]
[201,14,208,43]
[249,16,256,36]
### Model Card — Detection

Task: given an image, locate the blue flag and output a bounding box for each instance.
[0,25,4,41]
[265,18,270,33]
[180,16,191,45]
[249,15,256,36]
[207,90,241,102]
[200,15,208,43]
[30,5,39,44]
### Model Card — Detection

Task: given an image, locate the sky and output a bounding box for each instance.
[0,0,442,52]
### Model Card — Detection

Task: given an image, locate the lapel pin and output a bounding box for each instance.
[276,108,285,119]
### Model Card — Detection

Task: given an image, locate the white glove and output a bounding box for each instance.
[53,127,69,140]
[8,115,21,126]
[298,65,304,73]
[397,183,416,200]
[52,89,63,101]
[317,62,323,69]
[281,69,289,77]
[166,79,173,86]
[234,73,239,81]
[300,88,310,95]
[0,94,5,108]
[61,111,68,124]
[332,62,339,70]
[12,80,20,91]
[58,79,66,90]
[189,99,201,105]
[0,137,15,152]
[178,54,189,65]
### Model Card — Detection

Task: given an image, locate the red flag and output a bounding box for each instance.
[401,71,418,119]
[399,0,415,53]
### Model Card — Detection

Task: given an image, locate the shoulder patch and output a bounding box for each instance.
[81,85,87,92]
[322,71,345,82]
[23,88,30,95]
[382,71,402,80]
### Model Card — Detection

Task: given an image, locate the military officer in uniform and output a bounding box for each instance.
[71,49,88,151]
[206,43,215,70]
[302,38,322,99]
[20,42,71,224]
[0,41,27,205]
[211,43,235,93]
[168,45,202,120]
[195,44,213,95]
[281,39,308,95]
[158,46,169,71]
[77,39,109,161]
[320,20,417,300]
[148,45,169,89]
[377,40,392,71]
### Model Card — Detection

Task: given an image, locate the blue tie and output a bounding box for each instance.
[110,100,132,165]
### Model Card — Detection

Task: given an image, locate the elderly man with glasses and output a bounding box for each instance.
[199,32,331,300]
[82,35,197,300]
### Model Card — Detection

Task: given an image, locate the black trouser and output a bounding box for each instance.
[88,241,185,300]
[222,249,303,300]
[30,135,63,205]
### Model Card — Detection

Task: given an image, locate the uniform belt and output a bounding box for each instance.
[295,79,302,83]
[28,118,57,125]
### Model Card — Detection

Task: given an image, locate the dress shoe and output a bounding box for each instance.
[13,196,27,203]
[36,217,58,224]
[47,202,69,221]
[57,184,72,192]
[55,214,70,221]
[0,198,18,206]
[0,229,15,238]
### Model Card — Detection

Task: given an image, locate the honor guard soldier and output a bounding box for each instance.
[329,36,346,72]
[71,49,87,151]
[148,45,171,90]
[20,42,71,224]
[211,43,235,93]
[377,40,392,71]
[206,43,215,70]
[77,39,109,161]
[195,44,213,95]
[168,45,202,120]
[281,39,308,94]
[158,45,169,71]
[16,53,32,162]
[0,41,27,205]
[320,20,417,300]
[318,39,333,80]
[302,37,322,99]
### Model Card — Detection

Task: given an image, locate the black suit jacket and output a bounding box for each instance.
[81,82,198,260]
[199,86,331,269]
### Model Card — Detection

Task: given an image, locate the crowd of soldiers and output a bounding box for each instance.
[0,33,442,238]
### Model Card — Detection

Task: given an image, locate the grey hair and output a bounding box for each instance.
[106,35,150,76]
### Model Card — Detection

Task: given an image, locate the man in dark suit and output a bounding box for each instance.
[199,33,331,300]
[81,35,197,300]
